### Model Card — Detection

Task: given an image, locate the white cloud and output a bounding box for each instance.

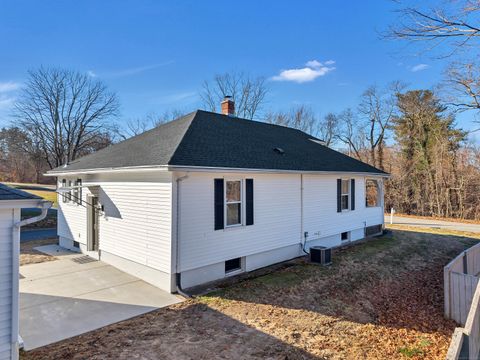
[89,61,174,79]
[160,91,197,104]
[305,60,323,68]
[0,96,15,109]
[411,64,429,72]
[272,60,335,83]
[0,81,20,93]
[0,82,20,118]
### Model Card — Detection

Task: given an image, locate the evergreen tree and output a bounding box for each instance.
[391,90,466,216]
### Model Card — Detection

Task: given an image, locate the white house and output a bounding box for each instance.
[46,98,388,293]
[0,184,50,360]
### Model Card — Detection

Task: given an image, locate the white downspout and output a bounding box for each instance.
[11,200,52,359]
[300,174,308,254]
[175,173,189,297]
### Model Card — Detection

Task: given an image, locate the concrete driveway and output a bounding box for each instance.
[20,246,182,350]
[385,215,480,233]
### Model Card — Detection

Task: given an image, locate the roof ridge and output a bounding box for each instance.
[165,111,199,165]
[195,109,319,135]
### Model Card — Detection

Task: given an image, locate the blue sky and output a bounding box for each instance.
[1,1,478,140]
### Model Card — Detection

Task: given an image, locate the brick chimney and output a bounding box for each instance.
[221,96,235,116]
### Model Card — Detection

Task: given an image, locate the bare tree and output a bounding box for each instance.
[14,67,119,169]
[358,82,402,169]
[201,72,268,119]
[335,109,367,161]
[443,61,480,111]
[265,105,319,136]
[318,113,339,147]
[115,109,187,140]
[388,1,480,56]
[387,2,480,118]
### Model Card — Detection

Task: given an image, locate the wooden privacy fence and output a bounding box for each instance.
[445,243,480,325]
[446,281,480,359]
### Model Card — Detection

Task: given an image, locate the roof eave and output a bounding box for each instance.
[44,164,389,178]
[44,164,170,176]
[0,199,46,209]
[168,165,390,177]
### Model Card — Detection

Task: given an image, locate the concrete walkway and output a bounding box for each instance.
[385,215,480,233]
[20,245,182,350]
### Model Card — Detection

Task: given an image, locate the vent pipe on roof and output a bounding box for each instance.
[221,96,235,116]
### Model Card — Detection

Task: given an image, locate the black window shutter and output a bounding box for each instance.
[246,179,254,226]
[351,179,355,210]
[337,179,341,213]
[214,179,224,230]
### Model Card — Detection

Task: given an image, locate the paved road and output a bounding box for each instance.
[20,228,57,242]
[385,215,480,233]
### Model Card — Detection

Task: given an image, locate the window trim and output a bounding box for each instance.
[341,231,350,241]
[225,257,244,275]
[365,178,381,208]
[224,179,243,228]
[341,178,350,212]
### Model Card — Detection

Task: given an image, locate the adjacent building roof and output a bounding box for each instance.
[0,183,42,201]
[48,110,388,175]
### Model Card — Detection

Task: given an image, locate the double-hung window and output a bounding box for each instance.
[226,180,242,226]
[341,179,350,211]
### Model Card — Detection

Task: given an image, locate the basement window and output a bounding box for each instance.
[341,231,350,241]
[225,257,242,273]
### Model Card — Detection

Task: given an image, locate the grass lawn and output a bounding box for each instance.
[20,225,480,360]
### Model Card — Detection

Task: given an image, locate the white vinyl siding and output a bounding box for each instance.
[57,171,173,273]
[0,209,14,360]
[177,172,384,273]
[303,175,384,241]
[177,172,302,272]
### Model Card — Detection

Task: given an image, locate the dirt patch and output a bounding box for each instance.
[20,238,58,266]
[21,227,479,360]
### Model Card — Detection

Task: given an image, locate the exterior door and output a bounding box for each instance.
[87,195,99,252]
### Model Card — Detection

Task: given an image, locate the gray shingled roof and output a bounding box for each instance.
[0,183,42,201]
[48,110,387,175]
